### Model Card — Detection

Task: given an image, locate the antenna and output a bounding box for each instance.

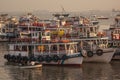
[60,5,66,13]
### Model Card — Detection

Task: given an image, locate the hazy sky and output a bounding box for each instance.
[0,0,120,12]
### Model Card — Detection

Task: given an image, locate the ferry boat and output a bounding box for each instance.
[4,40,83,67]
[4,22,83,67]
[97,16,109,20]
[70,37,115,63]
[0,14,18,42]
[0,22,8,41]
[104,14,120,60]
[68,18,115,63]
[89,15,99,25]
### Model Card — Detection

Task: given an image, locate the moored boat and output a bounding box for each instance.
[104,14,120,60]
[83,48,115,63]
[4,29,83,67]
[71,37,115,63]
[97,16,109,20]
[19,64,42,69]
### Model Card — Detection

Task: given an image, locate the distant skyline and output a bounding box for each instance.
[0,0,120,12]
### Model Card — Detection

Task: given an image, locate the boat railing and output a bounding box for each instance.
[9,50,28,56]
[34,51,66,56]
[34,49,77,56]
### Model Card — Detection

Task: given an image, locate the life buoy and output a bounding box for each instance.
[6,54,11,62]
[96,49,103,56]
[81,50,87,57]
[22,56,28,62]
[53,55,60,62]
[45,55,52,63]
[29,56,36,61]
[14,56,17,62]
[11,55,16,62]
[15,56,19,63]
[5,54,8,59]
[62,55,68,60]
[20,57,23,63]
[4,54,7,59]
[87,51,93,57]
[17,56,22,63]
[37,56,44,62]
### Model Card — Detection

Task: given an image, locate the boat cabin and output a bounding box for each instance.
[8,42,79,57]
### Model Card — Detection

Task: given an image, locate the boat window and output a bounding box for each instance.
[84,28,86,32]
[36,28,41,31]
[36,33,38,36]
[42,32,45,36]
[70,44,75,50]
[37,45,44,52]
[90,27,93,32]
[52,45,57,51]
[22,27,28,31]
[80,28,82,32]
[59,45,65,50]
[46,32,50,36]
[68,44,75,53]
[44,45,49,52]
[66,45,70,49]
[95,27,97,32]
[33,33,34,36]
[29,28,32,31]
[9,45,14,50]
[14,45,21,51]
[22,46,27,51]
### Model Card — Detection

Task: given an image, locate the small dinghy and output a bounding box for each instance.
[19,64,42,69]
[19,61,42,69]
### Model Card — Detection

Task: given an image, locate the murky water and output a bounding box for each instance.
[0,43,120,80]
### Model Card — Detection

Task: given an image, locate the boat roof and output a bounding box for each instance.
[9,42,78,46]
[70,37,108,41]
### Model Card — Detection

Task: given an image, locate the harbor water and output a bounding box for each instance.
[0,43,120,80]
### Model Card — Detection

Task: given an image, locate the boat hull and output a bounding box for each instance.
[83,48,115,63]
[41,57,83,67]
[112,48,120,60]
[112,55,120,60]
[19,64,42,69]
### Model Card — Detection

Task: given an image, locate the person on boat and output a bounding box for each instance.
[30,61,35,65]
[27,61,36,66]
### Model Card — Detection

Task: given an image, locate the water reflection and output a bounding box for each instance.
[82,63,113,80]
[5,63,118,80]
[5,66,82,80]
[42,66,83,80]
[111,61,120,80]
[4,66,42,80]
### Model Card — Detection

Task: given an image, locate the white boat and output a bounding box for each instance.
[89,15,99,25]
[19,64,42,69]
[104,14,120,60]
[97,16,109,20]
[68,17,115,63]
[4,29,83,67]
[71,37,115,63]
[83,48,115,63]
[4,41,83,67]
